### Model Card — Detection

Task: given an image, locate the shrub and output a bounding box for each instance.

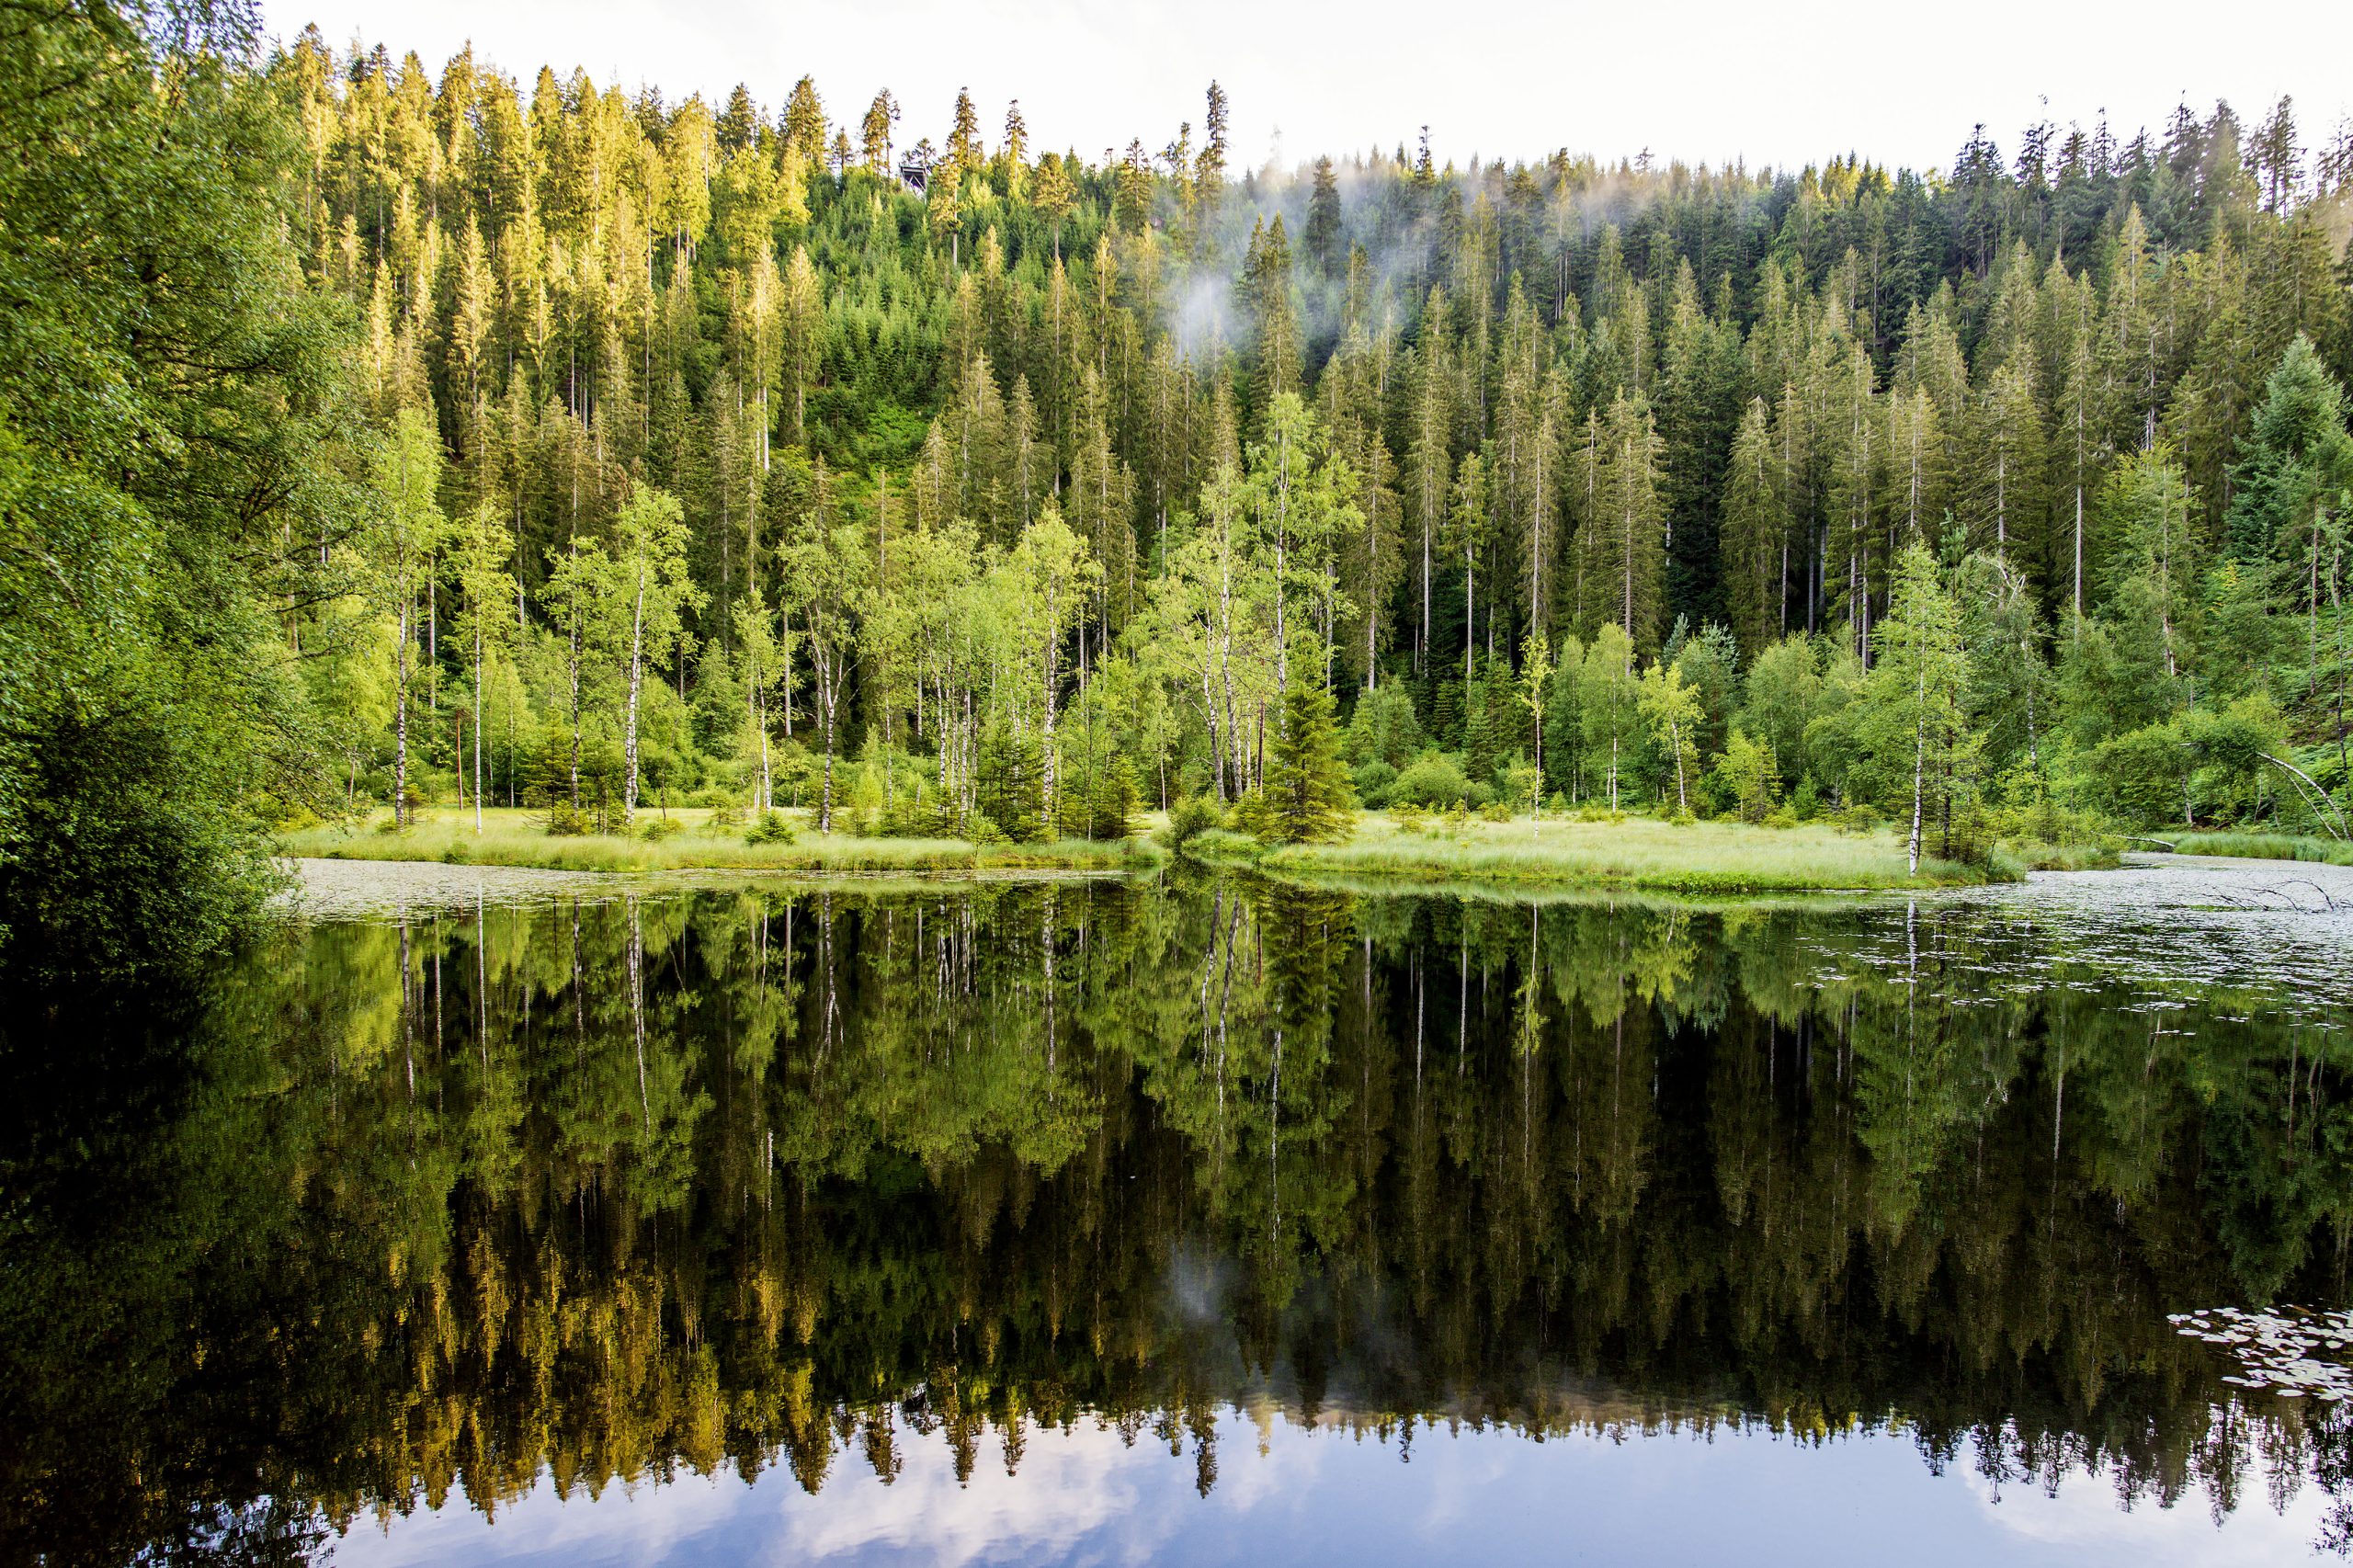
[540,804,591,836]
[1160,794,1226,848]
[707,802,745,829]
[745,811,798,846]
[639,816,682,842]
[1388,750,1476,810]
[1351,758,1399,809]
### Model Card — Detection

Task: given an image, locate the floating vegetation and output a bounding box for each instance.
[2170,1307,2353,1401]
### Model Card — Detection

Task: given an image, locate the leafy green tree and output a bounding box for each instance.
[611,483,704,824]
[1638,661,1702,814]
[454,503,517,831]
[1579,623,1641,810]
[1866,545,1977,871]
[1519,631,1556,783]
[369,410,449,826]
[541,534,615,813]
[1715,729,1781,823]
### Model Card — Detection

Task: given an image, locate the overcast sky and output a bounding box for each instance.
[262,0,2353,179]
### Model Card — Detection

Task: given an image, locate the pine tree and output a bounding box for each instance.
[1259,679,1352,843]
[1575,391,1667,654]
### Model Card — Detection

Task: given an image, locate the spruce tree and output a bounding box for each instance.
[1260,679,1353,844]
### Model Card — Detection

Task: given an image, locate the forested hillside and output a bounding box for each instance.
[6,2,2353,968]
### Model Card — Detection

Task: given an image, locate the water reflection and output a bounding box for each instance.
[5,869,2352,1563]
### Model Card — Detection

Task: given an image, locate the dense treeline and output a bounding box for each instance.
[7,2,2353,970]
[271,26,2353,866]
[7,880,2352,1558]
[0,2,355,977]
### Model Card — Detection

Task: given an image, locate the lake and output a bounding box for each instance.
[6,857,2352,1564]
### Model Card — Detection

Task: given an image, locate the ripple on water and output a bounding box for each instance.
[1834,855,2353,1015]
[275,858,612,921]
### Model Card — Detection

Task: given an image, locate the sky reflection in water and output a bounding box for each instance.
[9,858,2353,1564]
[336,1406,2324,1567]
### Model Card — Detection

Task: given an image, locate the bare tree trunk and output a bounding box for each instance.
[472,626,484,833]
[394,595,410,826]
[1908,661,1927,875]
[1040,580,1060,832]
[624,562,647,824]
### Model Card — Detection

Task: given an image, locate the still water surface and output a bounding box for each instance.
[6,858,2353,1563]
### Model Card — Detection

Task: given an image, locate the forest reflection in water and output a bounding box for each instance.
[6,867,2353,1564]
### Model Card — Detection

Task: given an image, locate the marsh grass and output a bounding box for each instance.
[281,807,1160,875]
[2165,830,2353,867]
[1199,812,1995,892]
[286,806,2060,892]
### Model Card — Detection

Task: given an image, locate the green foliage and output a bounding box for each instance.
[1161,795,1226,847]
[0,6,346,979]
[1252,681,1354,845]
[10,17,2348,955]
[1390,751,1482,810]
[745,811,800,846]
[1345,682,1425,770]
[1715,730,1782,824]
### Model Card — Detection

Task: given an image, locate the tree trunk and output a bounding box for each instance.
[624,562,647,824]
[1041,582,1060,833]
[567,621,582,810]
[472,627,484,833]
[394,597,410,827]
[1908,662,1927,875]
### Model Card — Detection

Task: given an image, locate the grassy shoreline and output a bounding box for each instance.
[2155,830,2353,867]
[280,807,1158,876]
[279,806,2094,894]
[1181,815,2013,892]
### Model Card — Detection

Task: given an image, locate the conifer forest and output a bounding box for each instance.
[14,5,2353,1562]
[6,3,2353,965]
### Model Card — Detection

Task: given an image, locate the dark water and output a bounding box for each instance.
[6,861,2353,1565]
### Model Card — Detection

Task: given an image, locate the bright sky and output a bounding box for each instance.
[263,1,2353,180]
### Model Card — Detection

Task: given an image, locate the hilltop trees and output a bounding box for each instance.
[253,41,2353,854]
[15,9,2353,983]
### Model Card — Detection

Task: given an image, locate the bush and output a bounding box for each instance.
[1351,758,1399,808]
[639,816,683,842]
[1161,794,1226,848]
[1478,801,1512,823]
[707,802,745,829]
[745,811,798,846]
[1390,750,1475,809]
[540,804,591,836]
